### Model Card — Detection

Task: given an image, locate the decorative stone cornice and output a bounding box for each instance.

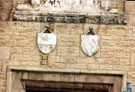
[13,12,127,25]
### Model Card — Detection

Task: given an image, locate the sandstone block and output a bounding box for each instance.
[58,42,79,47]
[23,27,40,32]
[58,34,80,42]
[116,41,134,47]
[127,47,135,52]
[87,64,99,70]
[55,28,69,34]
[11,47,22,54]
[0,72,6,79]
[48,63,65,68]
[0,10,10,21]
[43,73,60,82]
[77,57,95,64]
[101,52,113,58]
[101,36,113,40]
[66,64,87,69]
[75,74,86,82]
[11,54,33,61]
[11,27,23,32]
[23,47,36,54]
[0,1,13,9]
[70,24,83,30]
[125,1,135,15]
[131,53,135,59]
[116,1,125,8]
[99,65,113,70]
[57,47,79,56]
[128,71,135,78]
[28,73,43,80]
[49,56,60,63]
[111,47,126,52]
[0,47,10,60]
[127,15,135,26]
[69,29,83,35]
[104,58,120,65]
[101,40,116,46]
[101,46,110,51]
[114,65,128,71]
[60,74,74,82]
[95,58,106,64]
[120,59,130,65]
[55,23,70,30]
[113,52,130,58]
[110,1,116,8]
[60,56,76,63]
[131,59,135,65]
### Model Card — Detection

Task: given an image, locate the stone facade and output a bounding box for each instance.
[0,0,135,92]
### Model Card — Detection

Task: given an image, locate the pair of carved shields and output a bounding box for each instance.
[37,25,56,54]
[81,28,99,56]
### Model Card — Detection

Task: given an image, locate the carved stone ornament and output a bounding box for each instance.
[37,25,56,54]
[81,27,99,56]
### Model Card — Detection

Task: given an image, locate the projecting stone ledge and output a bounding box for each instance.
[13,14,127,25]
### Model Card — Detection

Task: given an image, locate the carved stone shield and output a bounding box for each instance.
[37,29,56,54]
[81,35,99,56]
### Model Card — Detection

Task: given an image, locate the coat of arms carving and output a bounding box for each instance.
[81,27,99,56]
[37,25,56,54]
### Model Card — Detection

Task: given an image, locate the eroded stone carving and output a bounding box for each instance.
[37,25,56,54]
[81,27,99,56]
[16,0,101,15]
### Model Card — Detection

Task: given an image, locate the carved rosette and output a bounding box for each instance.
[81,28,99,56]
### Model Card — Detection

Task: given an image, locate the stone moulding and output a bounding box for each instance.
[13,13,127,25]
[6,66,127,92]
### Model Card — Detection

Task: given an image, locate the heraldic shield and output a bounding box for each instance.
[81,27,99,56]
[37,25,56,54]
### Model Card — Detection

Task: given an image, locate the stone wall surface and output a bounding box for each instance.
[0,1,135,92]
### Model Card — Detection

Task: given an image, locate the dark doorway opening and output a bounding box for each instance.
[26,90,108,92]
[26,90,73,92]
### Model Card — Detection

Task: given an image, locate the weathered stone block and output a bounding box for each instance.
[99,64,113,70]
[58,42,79,47]
[23,47,36,55]
[127,15,135,26]
[43,73,60,82]
[104,58,120,65]
[58,34,80,42]
[0,10,10,21]
[60,56,76,63]
[11,47,22,54]
[60,74,74,82]
[125,1,135,15]
[66,64,87,69]
[120,59,130,65]
[77,57,95,64]
[57,47,79,56]
[48,56,60,63]
[128,72,135,78]
[75,74,86,82]
[0,47,10,60]
[48,63,65,68]
[87,64,99,70]
[0,1,13,9]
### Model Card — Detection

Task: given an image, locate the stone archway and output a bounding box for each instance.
[6,66,127,92]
